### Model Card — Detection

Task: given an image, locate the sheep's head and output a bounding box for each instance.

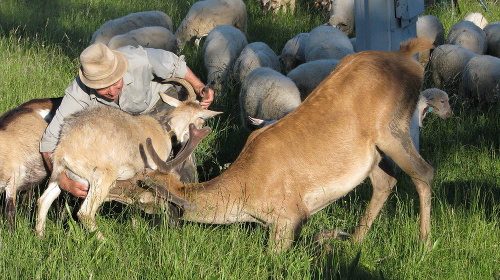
[418,88,452,127]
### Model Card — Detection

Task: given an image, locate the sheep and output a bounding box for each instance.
[233,42,281,83]
[416,15,445,66]
[484,21,500,58]
[446,20,488,55]
[202,25,248,93]
[417,88,452,127]
[279,33,310,74]
[133,38,435,252]
[107,26,177,53]
[459,55,500,103]
[175,0,248,51]
[239,67,301,130]
[305,25,354,62]
[0,98,61,227]
[463,12,489,29]
[257,0,296,14]
[35,91,222,239]
[429,44,479,89]
[91,11,174,45]
[327,0,355,36]
[287,59,340,100]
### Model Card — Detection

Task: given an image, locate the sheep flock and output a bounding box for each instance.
[86,1,497,130]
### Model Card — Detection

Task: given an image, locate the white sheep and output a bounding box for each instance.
[107,26,177,53]
[327,0,355,36]
[91,11,173,45]
[286,59,340,100]
[446,20,488,55]
[459,55,500,103]
[257,0,295,14]
[484,21,500,58]
[416,15,445,66]
[429,44,479,89]
[239,67,301,130]
[280,33,310,74]
[203,25,248,93]
[462,12,489,29]
[175,0,248,51]
[233,42,281,83]
[305,25,354,62]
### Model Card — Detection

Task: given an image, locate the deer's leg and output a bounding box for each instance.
[35,181,62,237]
[353,157,397,242]
[5,181,17,228]
[377,134,434,245]
[268,205,311,253]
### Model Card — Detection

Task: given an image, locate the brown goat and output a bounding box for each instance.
[0,98,61,227]
[133,38,436,252]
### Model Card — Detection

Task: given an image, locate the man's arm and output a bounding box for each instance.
[184,66,215,109]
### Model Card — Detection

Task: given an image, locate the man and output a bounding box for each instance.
[40,43,215,198]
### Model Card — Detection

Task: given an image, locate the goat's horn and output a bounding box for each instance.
[161,78,197,101]
[147,123,212,174]
[141,175,197,211]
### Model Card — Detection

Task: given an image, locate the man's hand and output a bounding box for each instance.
[59,172,89,198]
[198,85,214,109]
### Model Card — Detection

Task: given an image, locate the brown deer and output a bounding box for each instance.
[128,38,436,252]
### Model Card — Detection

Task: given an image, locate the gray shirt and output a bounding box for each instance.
[40,45,188,152]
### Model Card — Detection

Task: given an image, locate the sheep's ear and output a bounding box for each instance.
[159,91,181,108]
[425,92,436,101]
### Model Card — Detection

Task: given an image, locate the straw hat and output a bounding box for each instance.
[78,43,129,89]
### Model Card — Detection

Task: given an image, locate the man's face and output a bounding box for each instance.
[95,78,123,100]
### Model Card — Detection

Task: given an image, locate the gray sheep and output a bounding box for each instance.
[287,59,340,100]
[175,0,248,51]
[240,67,301,130]
[446,20,488,55]
[462,12,489,29]
[429,44,479,89]
[233,42,281,83]
[107,26,177,53]
[280,33,310,74]
[305,25,354,62]
[416,15,445,66]
[257,0,296,14]
[484,21,500,58]
[91,11,173,45]
[203,25,248,93]
[460,55,500,103]
[327,0,355,36]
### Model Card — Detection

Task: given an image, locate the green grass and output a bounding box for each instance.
[1,0,499,279]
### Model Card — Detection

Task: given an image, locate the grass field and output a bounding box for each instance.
[0,0,499,279]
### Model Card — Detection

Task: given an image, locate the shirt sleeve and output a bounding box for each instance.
[145,48,188,79]
[40,79,91,152]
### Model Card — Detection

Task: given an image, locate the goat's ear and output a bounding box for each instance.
[159,92,181,108]
[198,109,223,120]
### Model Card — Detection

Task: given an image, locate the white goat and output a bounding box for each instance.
[233,42,281,83]
[240,67,301,130]
[107,26,177,53]
[135,38,435,252]
[0,98,61,227]
[175,0,248,50]
[91,11,173,45]
[35,94,221,238]
[203,25,248,93]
